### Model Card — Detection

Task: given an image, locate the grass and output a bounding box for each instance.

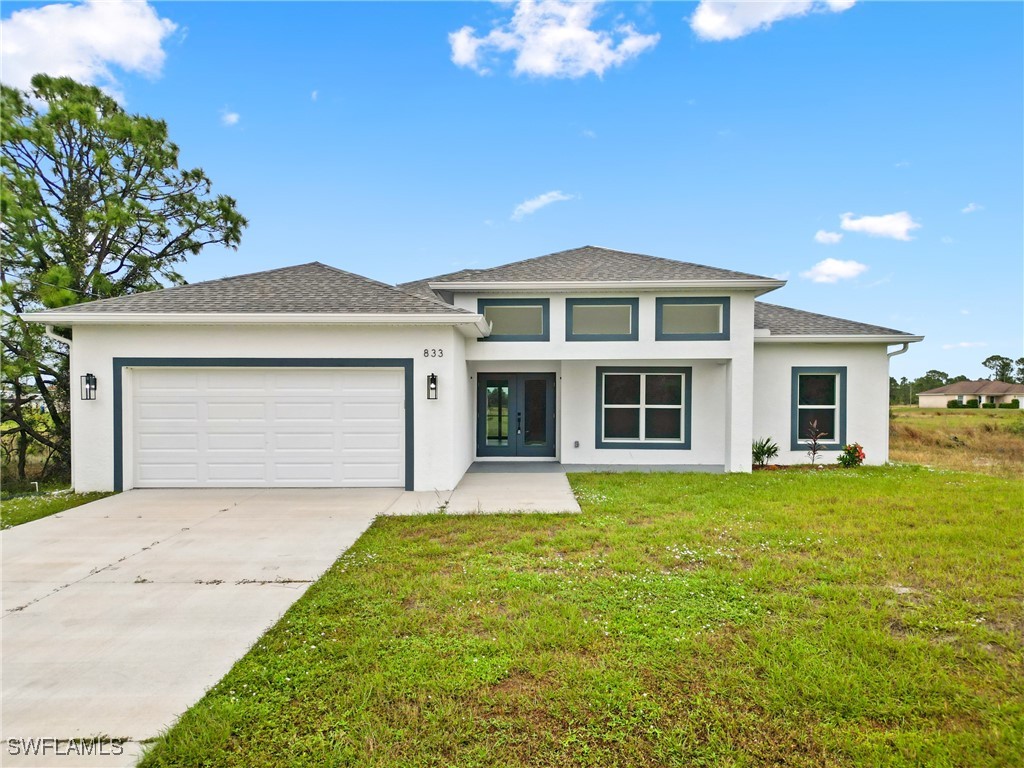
[0,490,114,529]
[139,467,1022,767]
[889,406,1024,479]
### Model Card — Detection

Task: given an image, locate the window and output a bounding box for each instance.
[655,297,730,341]
[791,367,846,451]
[595,367,691,449]
[565,298,639,341]
[478,298,550,341]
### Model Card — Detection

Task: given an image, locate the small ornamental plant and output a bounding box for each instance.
[837,442,866,468]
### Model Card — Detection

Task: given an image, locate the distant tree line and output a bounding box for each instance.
[890,355,1024,405]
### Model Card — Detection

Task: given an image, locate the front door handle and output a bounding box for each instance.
[517,412,522,435]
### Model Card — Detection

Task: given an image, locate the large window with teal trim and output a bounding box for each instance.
[565,298,639,341]
[655,297,730,341]
[478,298,550,341]
[790,366,846,451]
[595,366,692,450]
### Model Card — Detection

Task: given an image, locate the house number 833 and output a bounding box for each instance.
[423,348,444,358]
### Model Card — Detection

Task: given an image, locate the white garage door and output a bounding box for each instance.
[131,368,405,488]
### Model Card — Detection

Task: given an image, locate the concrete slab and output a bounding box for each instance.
[1,489,387,767]
[446,471,580,513]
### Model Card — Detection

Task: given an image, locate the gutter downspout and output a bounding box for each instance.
[44,325,72,346]
[887,342,910,358]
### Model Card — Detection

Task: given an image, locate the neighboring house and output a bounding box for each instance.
[917,380,1024,408]
[23,246,922,492]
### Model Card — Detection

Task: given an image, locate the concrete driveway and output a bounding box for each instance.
[1,488,396,767]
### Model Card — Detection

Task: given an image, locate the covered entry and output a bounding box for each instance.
[476,373,555,457]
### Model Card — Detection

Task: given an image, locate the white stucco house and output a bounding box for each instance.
[25,246,922,492]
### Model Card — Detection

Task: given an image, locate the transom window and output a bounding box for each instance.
[596,367,692,449]
[655,297,730,341]
[478,298,550,341]
[791,367,846,450]
[565,298,639,341]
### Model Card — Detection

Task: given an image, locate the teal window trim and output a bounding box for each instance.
[112,357,414,492]
[565,298,639,341]
[478,298,550,341]
[594,366,692,450]
[655,297,731,341]
[790,366,847,452]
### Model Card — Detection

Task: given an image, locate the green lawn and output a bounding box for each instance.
[0,491,114,529]
[139,467,1022,767]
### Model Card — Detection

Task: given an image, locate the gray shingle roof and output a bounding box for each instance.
[410,246,775,285]
[755,302,914,336]
[917,380,1024,396]
[39,262,472,315]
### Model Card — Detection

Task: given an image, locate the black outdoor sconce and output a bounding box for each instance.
[427,373,438,400]
[80,373,97,400]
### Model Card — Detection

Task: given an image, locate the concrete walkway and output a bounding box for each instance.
[384,463,581,515]
[1,489,392,767]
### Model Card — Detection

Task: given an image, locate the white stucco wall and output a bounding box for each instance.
[918,394,953,408]
[69,323,468,492]
[752,342,892,465]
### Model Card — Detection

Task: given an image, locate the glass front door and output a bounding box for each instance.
[477,373,555,457]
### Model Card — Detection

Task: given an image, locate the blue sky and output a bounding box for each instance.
[2,1,1021,379]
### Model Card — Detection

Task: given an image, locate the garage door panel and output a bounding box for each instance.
[136,463,200,482]
[137,435,198,453]
[206,463,268,482]
[137,402,198,421]
[274,432,335,450]
[207,432,266,451]
[132,367,404,488]
[274,402,335,420]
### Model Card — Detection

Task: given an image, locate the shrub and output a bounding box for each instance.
[999,400,1021,409]
[837,442,866,468]
[965,399,980,409]
[982,402,997,409]
[946,400,961,409]
[751,437,780,467]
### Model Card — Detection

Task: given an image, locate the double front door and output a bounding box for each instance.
[477,373,556,457]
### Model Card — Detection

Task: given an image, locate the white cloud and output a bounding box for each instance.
[690,0,854,42]
[771,271,791,281]
[800,258,868,283]
[894,159,910,168]
[941,235,955,245]
[942,341,987,350]
[311,90,318,102]
[511,190,574,221]
[449,0,659,78]
[0,0,177,99]
[814,230,843,245]
[961,202,983,214]
[221,110,240,127]
[839,211,921,241]
[582,128,597,139]
[959,309,970,316]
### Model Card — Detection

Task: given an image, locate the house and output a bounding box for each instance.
[23,246,923,492]
[917,380,1024,408]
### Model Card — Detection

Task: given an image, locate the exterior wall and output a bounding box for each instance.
[69,323,468,492]
[459,290,757,472]
[918,394,953,408]
[752,343,891,465]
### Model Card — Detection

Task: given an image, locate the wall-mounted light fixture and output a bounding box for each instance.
[80,373,97,400]
[426,373,438,400]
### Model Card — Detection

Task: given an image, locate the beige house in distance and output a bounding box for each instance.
[917,380,1024,408]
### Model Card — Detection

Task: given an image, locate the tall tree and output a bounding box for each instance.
[1014,357,1024,385]
[981,355,1014,382]
[1,75,246,478]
